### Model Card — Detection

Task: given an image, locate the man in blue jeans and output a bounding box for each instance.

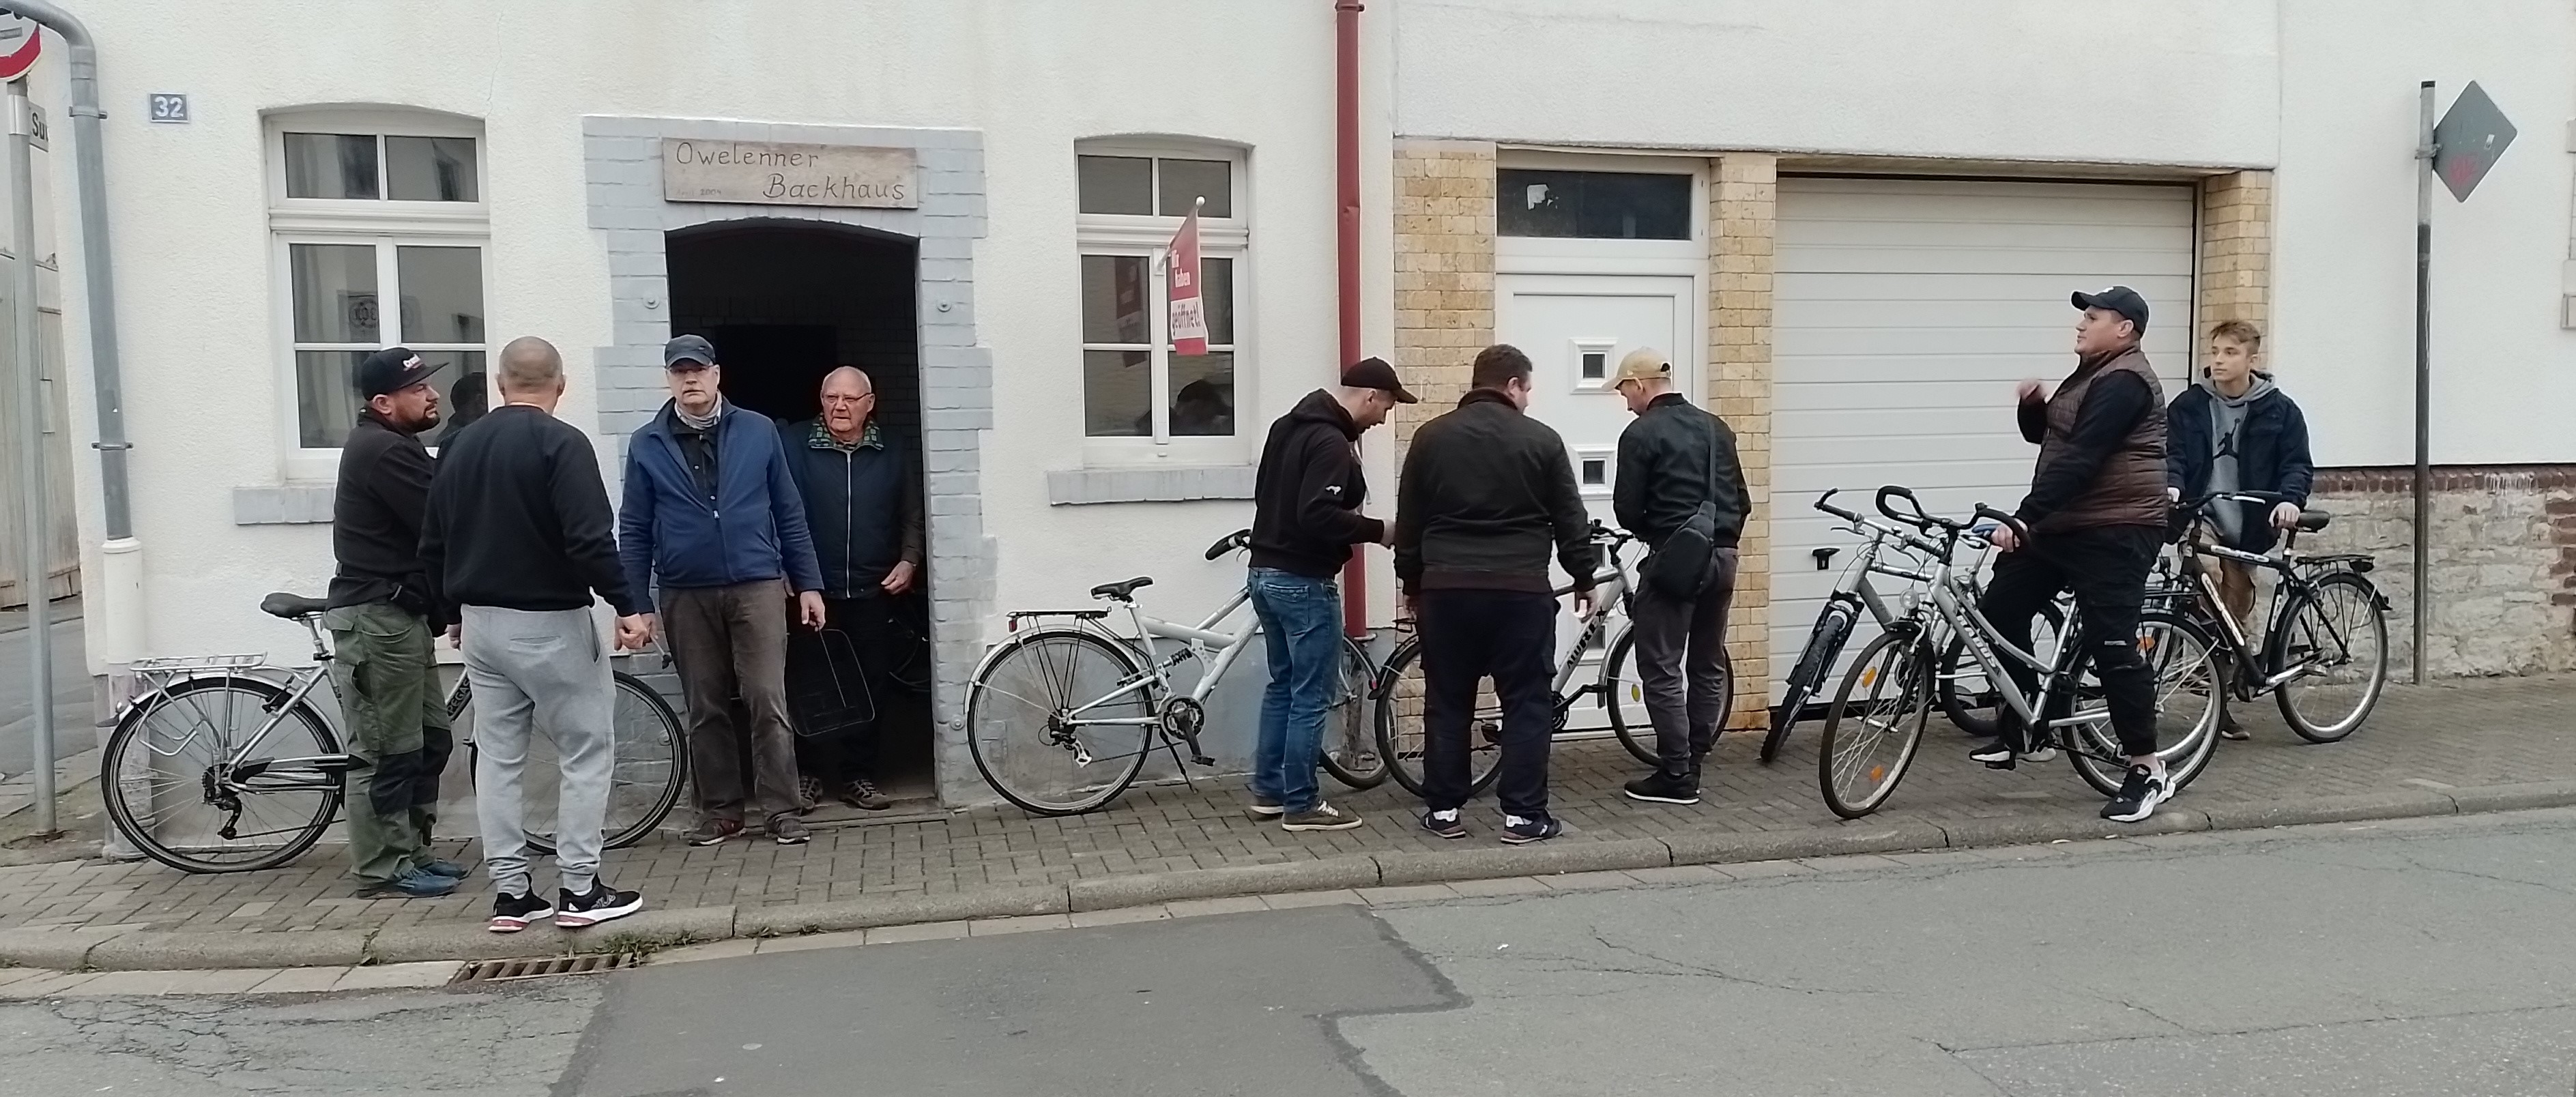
[1243,357,1413,832]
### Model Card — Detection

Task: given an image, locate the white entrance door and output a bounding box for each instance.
[1495,273,1700,534]
[1770,177,2197,701]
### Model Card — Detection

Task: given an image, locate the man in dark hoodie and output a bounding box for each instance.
[1395,345,1597,845]
[1244,357,1414,832]
[2167,319,2312,739]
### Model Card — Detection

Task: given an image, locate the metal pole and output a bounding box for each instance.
[2411,81,2433,686]
[8,76,51,833]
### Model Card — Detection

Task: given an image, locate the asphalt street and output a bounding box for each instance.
[0,597,88,780]
[8,808,2576,1096]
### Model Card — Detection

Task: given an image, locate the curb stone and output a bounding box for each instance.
[11,780,2576,974]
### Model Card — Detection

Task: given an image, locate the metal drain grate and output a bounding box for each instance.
[450,953,643,984]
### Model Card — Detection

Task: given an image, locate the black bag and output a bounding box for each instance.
[1643,415,1725,601]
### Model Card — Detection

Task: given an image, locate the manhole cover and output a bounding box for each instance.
[450,953,643,984]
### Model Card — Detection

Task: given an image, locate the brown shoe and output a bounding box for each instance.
[838,778,893,811]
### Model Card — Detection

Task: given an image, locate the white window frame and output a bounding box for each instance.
[1075,141,1251,466]
[265,108,489,480]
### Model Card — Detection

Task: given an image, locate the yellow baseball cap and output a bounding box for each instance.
[1611,347,1673,385]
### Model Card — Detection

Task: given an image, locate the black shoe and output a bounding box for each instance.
[1969,739,2059,769]
[488,890,555,934]
[768,815,812,845]
[1421,808,1466,840]
[840,777,893,810]
[1281,802,1365,832]
[2218,707,2250,741]
[1499,814,1561,845]
[684,818,744,846]
[554,881,645,928]
[2101,765,2169,823]
[1623,771,1701,805]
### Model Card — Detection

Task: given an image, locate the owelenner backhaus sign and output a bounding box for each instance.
[662,139,919,209]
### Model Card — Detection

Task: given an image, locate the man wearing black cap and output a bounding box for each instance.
[1242,357,1411,832]
[325,347,464,898]
[1976,286,2173,823]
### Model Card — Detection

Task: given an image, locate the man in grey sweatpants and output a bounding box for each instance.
[422,336,656,933]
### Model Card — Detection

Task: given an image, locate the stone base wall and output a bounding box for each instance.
[2304,465,2576,677]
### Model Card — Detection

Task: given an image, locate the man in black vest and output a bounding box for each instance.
[778,366,923,811]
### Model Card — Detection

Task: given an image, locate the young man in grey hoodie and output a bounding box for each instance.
[2165,319,2314,738]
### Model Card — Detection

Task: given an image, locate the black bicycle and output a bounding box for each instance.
[2155,491,2390,742]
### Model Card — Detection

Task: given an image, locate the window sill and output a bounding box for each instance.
[1046,465,1256,506]
[235,484,334,525]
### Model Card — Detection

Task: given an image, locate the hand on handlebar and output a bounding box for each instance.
[2270,501,2303,531]
[1988,523,2021,553]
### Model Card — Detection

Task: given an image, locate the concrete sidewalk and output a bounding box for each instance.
[1,673,2568,969]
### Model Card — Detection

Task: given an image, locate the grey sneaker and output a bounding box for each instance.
[1280,803,1363,832]
[684,818,744,846]
[840,777,893,810]
[768,814,812,845]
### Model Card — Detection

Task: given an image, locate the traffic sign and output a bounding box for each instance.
[0,15,38,82]
[2433,81,2515,202]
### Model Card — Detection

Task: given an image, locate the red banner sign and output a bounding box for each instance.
[1166,201,1209,357]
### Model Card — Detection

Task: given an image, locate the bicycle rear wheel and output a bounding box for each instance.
[1606,627,1734,766]
[1319,637,1389,790]
[467,672,689,855]
[967,628,1156,815]
[2066,611,2223,798]
[1816,630,1933,819]
[2268,572,2388,743]
[102,676,345,874]
[1373,636,1504,798]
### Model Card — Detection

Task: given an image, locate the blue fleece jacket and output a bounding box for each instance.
[618,403,824,613]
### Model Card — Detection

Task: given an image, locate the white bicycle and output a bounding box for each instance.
[964,529,1385,815]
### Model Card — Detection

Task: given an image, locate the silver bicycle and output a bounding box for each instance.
[964,529,1384,816]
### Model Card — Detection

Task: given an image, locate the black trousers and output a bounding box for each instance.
[1978,525,2162,758]
[789,595,903,785]
[1419,589,1559,819]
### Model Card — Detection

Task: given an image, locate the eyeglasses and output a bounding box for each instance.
[820,394,873,405]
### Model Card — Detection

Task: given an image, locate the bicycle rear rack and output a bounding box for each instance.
[128,654,268,674]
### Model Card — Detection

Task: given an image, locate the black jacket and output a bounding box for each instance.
[778,418,924,599]
[2166,380,2314,552]
[1613,393,1748,550]
[1250,390,1384,579]
[1395,389,1597,596]
[328,412,440,623]
[420,405,639,619]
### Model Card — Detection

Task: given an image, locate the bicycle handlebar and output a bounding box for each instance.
[1972,504,2029,544]
[1204,528,1251,561]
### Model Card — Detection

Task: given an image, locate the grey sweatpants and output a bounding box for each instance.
[461,604,614,898]
[1632,548,1739,778]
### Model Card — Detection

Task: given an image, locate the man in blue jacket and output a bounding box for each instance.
[621,334,828,846]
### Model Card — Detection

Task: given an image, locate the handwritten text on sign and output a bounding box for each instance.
[662,140,919,209]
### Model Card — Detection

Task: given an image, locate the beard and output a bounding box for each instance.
[401,407,442,433]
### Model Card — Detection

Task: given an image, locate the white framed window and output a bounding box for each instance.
[1075,142,1248,462]
[265,109,488,469]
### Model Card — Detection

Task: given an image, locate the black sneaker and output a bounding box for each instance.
[1969,739,2059,769]
[684,818,744,846]
[1623,771,1701,805]
[1500,815,1561,845]
[1421,808,1466,840]
[554,881,645,928]
[488,890,555,934]
[1282,802,1365,832]
[768,815,812,845]
[2218,707,2250,741]
[2101,765,2169,823]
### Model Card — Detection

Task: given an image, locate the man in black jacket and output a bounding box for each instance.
[2167,319,2312,739]
[1608,348,1748,806]
[325,347,463,899]
[1243,357,1412,833]
[1395,345,1596,845]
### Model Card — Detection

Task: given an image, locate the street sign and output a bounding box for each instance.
[0,16,37,81]
[2433,81,2515,202]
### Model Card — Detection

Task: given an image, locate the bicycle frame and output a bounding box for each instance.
[1923,561,2110,744]
[2167,493,2372,695]
[1024,585,1265,734]
[121,615,360,793]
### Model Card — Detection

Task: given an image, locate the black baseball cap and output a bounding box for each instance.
[1340,356,1418,403]
[356,347,443,398]
[663,334,717,370]
[2071,286,2150,332]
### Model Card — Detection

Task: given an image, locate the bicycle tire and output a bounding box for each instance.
[1372,635,1504,798]
[966,628,1155,816]
[102,675,345,874]
[1606,626,1735,767]
[459,671,691,853]
[1937,602,2066,739]
[2066,611,2223,798]
[1319,637,1390,791]
[2268,571,2389,743]
[1814,630,1933,819]
[1764,598,1859,763]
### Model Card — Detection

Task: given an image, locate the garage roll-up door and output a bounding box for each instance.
[1769,177,2195,702]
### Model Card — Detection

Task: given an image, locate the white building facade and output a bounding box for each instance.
[19,1,2574,806]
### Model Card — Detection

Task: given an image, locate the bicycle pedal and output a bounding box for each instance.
[1189,755,1215,766]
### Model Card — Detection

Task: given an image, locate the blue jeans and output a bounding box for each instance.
[1247,568,1344,815]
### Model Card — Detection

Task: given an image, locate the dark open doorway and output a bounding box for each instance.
[665,221,935,810]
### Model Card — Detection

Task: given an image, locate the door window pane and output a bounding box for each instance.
[1080,255,1150,344]
[295,349,370,448]
[1170,351,1234,437]
[289,244,380,342]
[385,136,479,202]
[396,246,484,343]
[1084,349,1152,436]
[1498,169,1690,239]
[1197,258,1234,345]
[283,133,379,199]
[1077,156,1153,215]
[1157,158,1232,218]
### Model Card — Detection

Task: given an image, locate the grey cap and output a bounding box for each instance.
[663,334,717,369]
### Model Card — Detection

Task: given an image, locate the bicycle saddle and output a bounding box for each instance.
[1090,576,1154,602]
[2296,510,2331,533]
[260,591,331,620]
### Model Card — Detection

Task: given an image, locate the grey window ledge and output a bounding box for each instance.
[235,484,334,525]
[1047,465,1256,506]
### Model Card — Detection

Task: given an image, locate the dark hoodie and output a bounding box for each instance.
[1249,389,1385,579]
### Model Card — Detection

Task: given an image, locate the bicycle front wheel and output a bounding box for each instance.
[2067,611,2223,798]
[1319,637,1389,790]
[102,675,345,874]
[2269,572,2389,743]
[967,628,1156,815]
[1373,636,1504,798]
[1816,630,1933,819]
[1766,598,1859,763]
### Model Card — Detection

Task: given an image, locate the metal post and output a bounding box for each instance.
[2411,81,2433,686]
[8,76,51,833]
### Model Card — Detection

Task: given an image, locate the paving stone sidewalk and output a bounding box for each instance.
[3,673,2566,939]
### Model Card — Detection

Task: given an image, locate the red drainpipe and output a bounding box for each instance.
[1335,0,1369,638]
